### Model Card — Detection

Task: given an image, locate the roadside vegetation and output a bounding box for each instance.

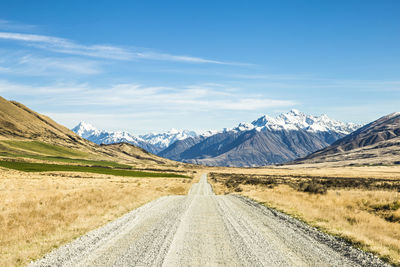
[209,171,400,265]
[0,169,196,266]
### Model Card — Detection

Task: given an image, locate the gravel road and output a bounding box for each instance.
[30,174,389,266]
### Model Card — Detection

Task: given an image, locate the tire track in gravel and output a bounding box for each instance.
[30,174,390,267]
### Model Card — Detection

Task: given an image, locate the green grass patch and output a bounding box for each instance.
[0,140,88,158]
[0,151,132,169]
[0,160,189,178]
[0,140,132,169]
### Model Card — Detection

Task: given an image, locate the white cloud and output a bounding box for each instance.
[18,55,102,75]
[0,31,240,65]
[0,80,295,112]
[0,54,101,75]
[0,80,298,133]
[0,32,132,60]
[0,19,36,31]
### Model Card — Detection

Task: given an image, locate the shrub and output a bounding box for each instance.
[298,181,327,194]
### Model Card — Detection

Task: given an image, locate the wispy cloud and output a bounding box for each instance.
[0,31,240,65]
[0,80,296,112]
[0,32,132,60]
[0,79,296,133]
[0,54,102,75]
[18,55,102,75]
[0,19,36,31]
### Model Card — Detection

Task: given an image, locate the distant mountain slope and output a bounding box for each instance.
[158,135,207,160]
[175,128,345,167]
[298,112,400,165]
[159,110,361,167]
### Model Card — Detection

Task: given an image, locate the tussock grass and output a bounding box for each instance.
[0,170,194,266]
[209,171,400,265]
[0,161,189,178]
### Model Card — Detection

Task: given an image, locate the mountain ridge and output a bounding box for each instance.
[73,110,361,167]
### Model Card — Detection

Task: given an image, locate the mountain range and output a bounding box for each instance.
[2,94,398,168]
[72,110,361,167]
[72,122,199,154]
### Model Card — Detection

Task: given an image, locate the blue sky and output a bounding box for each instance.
[0,0,399,134]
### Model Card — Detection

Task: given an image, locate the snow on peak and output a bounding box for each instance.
[248,110,361,134]
[234,122,255,132]
[386,112,400,119]
[72,121,99,139]
[72,122,145,148]
[169,128,179,134]
[200,129,219,137]
[139,129,198,150]
[71,110,362,156]
[289,109,301,115]
[72,121,202,153]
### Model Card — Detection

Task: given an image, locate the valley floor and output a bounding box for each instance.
[1,165,399,266]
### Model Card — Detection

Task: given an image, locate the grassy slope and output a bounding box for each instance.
[0,161,189,178]
[0,139,192,174]
[1,140,89,157]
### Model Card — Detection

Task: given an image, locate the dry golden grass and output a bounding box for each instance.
[209,172,400,265]
[207,165,400,180]
[0,168,194,266]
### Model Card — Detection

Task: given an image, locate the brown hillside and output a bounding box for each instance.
[0,96,184,167]
[296,112,400,166]
[0,96,89,147]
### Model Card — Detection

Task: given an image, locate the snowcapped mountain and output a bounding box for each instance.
[206,110,360,136]
[72,122,157,153]
[139,129,197,152]
[71,122,200,154]
[158,110,362,167]
[72,110,362,167]
[249,109,360,134]
[72,121,100,139]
